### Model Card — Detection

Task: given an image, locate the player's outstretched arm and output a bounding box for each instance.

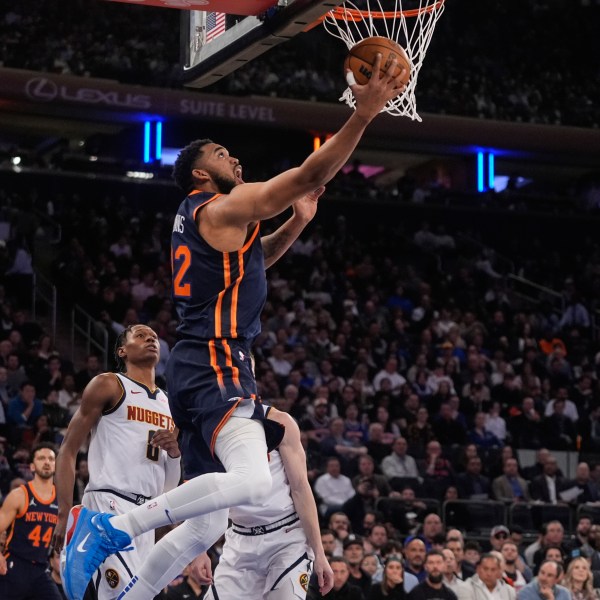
[208,54,405,229]
[268,409,334,596]
[53,373,122,552]
[262,187,324,268]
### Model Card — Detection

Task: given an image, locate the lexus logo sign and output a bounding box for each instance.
[25,77,58,102]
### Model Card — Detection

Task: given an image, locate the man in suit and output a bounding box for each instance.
[567,461,599,504]
[492,458,531,503]
[456,456,491,500]
[528,455,570,504]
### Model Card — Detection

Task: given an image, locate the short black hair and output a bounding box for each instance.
[172,139,213,193]
[114,325,136,372]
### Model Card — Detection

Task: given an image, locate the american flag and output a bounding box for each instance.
[205,12,226,42]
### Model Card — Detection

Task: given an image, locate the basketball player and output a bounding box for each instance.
[53,324,181,599]
[0,442,62,600]
[61,55,407,600]
[117,408,333,600]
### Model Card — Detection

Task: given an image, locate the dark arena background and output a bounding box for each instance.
[1,0,600,596]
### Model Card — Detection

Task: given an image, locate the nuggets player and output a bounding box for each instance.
[53,325,181,599]
[200,409,334,599]
[61,56,407,600]
[0,442,61,600]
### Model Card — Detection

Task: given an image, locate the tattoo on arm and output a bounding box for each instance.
[262,230,294,261]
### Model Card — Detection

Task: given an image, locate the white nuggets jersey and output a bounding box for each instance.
[86,373,175,499]
[229,449,294,526]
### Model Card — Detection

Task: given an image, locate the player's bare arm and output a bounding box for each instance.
[0,486,26,575]
[262,186,324,268]
[53,373,122,552]
[268,409,334,596]
[199,55,403,250]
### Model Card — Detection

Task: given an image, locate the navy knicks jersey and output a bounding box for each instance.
[171,191,267,342]
[4,482,58,564]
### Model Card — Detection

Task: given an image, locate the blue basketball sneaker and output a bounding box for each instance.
[61,505,132,600]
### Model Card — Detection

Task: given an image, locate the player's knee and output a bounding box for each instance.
[245,468,272,505]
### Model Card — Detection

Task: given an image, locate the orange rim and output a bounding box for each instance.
[311,0,444,26]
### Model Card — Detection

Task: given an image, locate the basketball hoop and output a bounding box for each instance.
[322,0,445,120]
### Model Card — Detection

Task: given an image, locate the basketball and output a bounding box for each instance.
[344,36,411,86]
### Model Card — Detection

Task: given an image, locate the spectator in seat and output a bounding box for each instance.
[418,440,454,499]
[343,536,371,598]
[540,398,577,451]
[367,422,394,464]
[561,556,596,600]
[492,457,531,503]
[407,550,457,600]
[7,381,43,440]
[367,555,407,600]
[456,455,491,500]
[319,556,363,600]
[381,437,421,482]
[404,537,428,583]
[500,540,531,592]
[529,455,570,504]
[508,397,543,450]
[353,454,392,498]
[301,396,332,442]
[446,537,476,581]
[468,411,503,450]
[432,402,468,446]
[465,553,516,600]
[314,456,356,517]
[566,462,600,504]
[517,560,570,600]
[441,548,471,600]
[73,354,102,393]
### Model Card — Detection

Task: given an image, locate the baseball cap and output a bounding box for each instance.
[491,525,510,538]
[343,535,364,550]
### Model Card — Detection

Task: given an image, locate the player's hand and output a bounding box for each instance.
[314,553,334,596]
[152,428,181,459]
[347,53,407,119]
[0,553,7,575]
[189,552,213,586]
[292,186,325,224]
[52,515,68,554]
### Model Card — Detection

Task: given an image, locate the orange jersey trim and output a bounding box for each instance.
[214,252,232,338]
[191,193,221,222]
[240,223,260,254]
[208,340,225,391]
[210,399,241,457]
[229,250,243,338]
[28,482,56,506]
[222,340,241,388]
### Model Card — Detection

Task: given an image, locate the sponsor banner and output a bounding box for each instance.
[103,0,275,17]
[3,68,286,125]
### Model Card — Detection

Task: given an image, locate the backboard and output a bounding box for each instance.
[180,0,343,88]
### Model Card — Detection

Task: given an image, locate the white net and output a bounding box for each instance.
[322,0,445,121]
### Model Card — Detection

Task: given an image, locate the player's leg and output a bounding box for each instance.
[63,417,272,600]
[204,545,265,600]
[117,509,229,600]
[264,532,313,600]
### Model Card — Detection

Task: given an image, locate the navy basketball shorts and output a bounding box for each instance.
[166,338,284,476]
[0,555,63,600]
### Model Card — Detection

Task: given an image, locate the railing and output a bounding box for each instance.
[32,270,57,342]
[507,274,565,313]
[71,305,108,371]
[32,208,62,244]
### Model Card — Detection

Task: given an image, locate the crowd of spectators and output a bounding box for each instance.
[2,169,600,597]
[1,0,599,127]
